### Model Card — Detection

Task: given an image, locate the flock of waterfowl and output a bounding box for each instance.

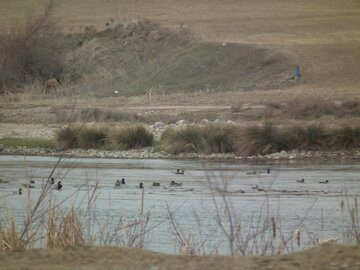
[0,169,186,196]
[295,178,329,184]
[0,177,63,196]
[0,167,331,196]
[247,169,330,193]
[113,170,185,189]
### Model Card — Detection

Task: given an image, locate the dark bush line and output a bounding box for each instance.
[56,125,153,150]
[238,123,360,155]
[55,123,360,155]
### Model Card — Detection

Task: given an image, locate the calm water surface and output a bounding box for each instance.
[0,155,359,254]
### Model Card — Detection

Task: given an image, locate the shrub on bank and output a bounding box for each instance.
[237,123,360,156]
[54,122,360,154]
[331,125,360,149]
[107,125,154,150]
[77,126,107,149]
[203,125,237,154]
[289,124,327,150]
[237,123,287,155]
[56,126,79,150]
[158,126,204,154]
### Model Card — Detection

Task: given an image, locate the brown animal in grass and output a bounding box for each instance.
[44,78,60,94]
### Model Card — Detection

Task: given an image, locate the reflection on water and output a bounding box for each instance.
[0,155,359,254]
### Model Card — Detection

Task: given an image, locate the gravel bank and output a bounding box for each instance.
[1,146,359,161]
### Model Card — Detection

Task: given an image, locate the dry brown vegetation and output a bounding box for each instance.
[0,244,359,270]
[0,0,360,267]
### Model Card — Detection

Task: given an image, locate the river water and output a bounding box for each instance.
[0,155,359,255]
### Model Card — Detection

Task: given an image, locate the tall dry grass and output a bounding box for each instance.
[264,98,360,120]
[166,174,322,256]
[0,0,66,93]
[157,126,204,154]
[0,219,25,251]
[0,176,151,251]
[46,208,84,249]
[237,123,360,155]
[106,125,154,150]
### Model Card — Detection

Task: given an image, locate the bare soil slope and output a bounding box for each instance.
[1,244,359,270]
[62,21,292,96]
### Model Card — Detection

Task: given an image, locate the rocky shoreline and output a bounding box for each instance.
[1,145,359,161]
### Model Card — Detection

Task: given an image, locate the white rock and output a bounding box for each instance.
[201,119,211,125]
[153,121,164,128]
[176,120,186,126]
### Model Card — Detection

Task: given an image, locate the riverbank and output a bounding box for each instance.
[1,145,360,161]
[1,244,359,270]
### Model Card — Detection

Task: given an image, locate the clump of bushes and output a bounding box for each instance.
[56,124,154,150]
[56,127,78,150]
[158,126,204,154]
[56,125,154,150]
[107,125,154,150]
[238,122,287,155]
[157,125,238,154]
[56,125,108,150]
[239,123,360,155]
[55,122,360,155]
[0,0,66,92]
[77,126,107,149]
[202,125,237,154]
[331,125,360,149]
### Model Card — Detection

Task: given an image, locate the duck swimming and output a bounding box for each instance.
[13,188,22,195]
[22,180,35,189]
[297,179,305,183]
[170,180,182,187]
[56,181,63,190]
[319,180,329,184]
[175,169,184,175]
[115,179,121,187]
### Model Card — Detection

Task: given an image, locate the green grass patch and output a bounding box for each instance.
[0,137,56,148]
